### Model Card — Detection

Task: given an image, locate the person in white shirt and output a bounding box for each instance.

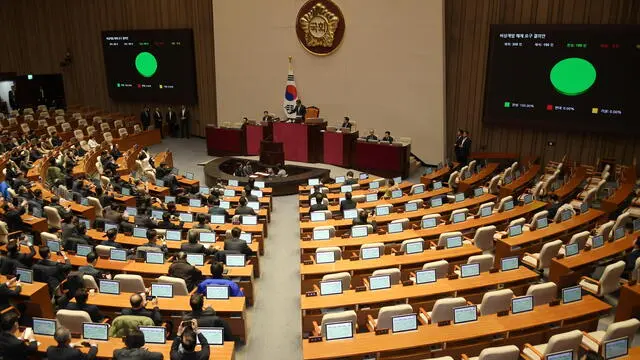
[87,135,99,149]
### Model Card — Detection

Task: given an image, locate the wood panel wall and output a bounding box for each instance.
[445,0,640,167]
[0,0,216,137]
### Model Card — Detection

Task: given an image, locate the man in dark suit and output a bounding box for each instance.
[0,240,35,274]
[137,229,168,255]
[32,246,72,293]
[101,228,123,249]
[381,131,394,144]
[453,128,463,163]
[310,193,328,212]
[157,213,183,230]
[340,192,357,212]
[113,328,163,360]
[207,197,229,219]
[344,171,358,185]
[352,210,377,231]
[0,311,38,359]
[180,105,190,138]
[262,110,274,122]
[341,117,352,130]
[121,293,162,325]
[65,288,104,322]
[224,227,254,257]
[153,107,163,137]
[168,252,203,291]
[171,321,209,360]
[288,99,306,123]
[166,106,177,137]
[365,130,378,141]
[2,199,27,232]
[140,106,151,130]
[181,234,217,255]
[182,293,234,341]
[459,130,472,165]
[61,214,79,241]
[0,278,22,311]
[46,326,98,360]
[234,197,256,216]
[78,252,108,282]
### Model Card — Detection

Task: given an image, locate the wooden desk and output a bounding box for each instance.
[615,283,640,322]
[549,231,638,289]
[32,183,96,220]
[495,209,605,264]
[298,187,452,215]
[302,295,610,360]
[34,334,235,360]
[458,163,500,193]
[0,276,53,318]
[299,201,547,253]
[226,184,273,195]
[420,163,459,185]
[601,167,637,214]
[498,164,540,197]
[20,214,48,233]
[551,166,587,201]
[121,175,170,196]
[299,194,497,233]
[298,181,413,195]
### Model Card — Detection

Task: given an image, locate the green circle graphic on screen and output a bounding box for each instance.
[550,58,596,96]
[135,52,158,78]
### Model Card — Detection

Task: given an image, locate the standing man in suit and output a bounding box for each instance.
[140,106,151,130]
[153,107,163,138]
[453,128,463,163]
[180,105,190,138]
[8,86,17,110]
[166,106,177,137]
[46,326,98,360]
[288,99,306,123]
[460,130,472,165]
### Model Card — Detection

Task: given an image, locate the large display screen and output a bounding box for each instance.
[101,29,197,104]
[483,25,640,134]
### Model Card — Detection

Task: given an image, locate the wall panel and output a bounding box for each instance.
[445,0,640,167]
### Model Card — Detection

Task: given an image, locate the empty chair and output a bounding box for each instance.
[531,181,544,200]
[119,127,128,137]
[407,199,423,208]
[134,124,142,133]
[485,175,501,195]
[522,239,563,270]
[468,160,477,173]
[611,212,632,238]
[100,176,111,190]
[375,204,393,215]
[55,109,65,116]
[459,166,469,180]
[449,208,470,223]
[462,345,520,360]
[508,217,526,228]
[321,272,351,291]
[86,125,96,136]
[61,122,71,132]
[578,260,625,297]
[632,257,640,281]
[359,243,385,258]
[477,289,514,315]
[40,232,60,244]
[420,297,467,324]
[40,111,50,119]
[74,129,84,141]
[400,238,424,253]
[93,116,102,124]
[43,206,62,229]
[95,245,114,258]
[114,119,123,128]
[421,214,441,228]
[113,274,146,293]
[371,268,401,285]
[100,122,110,132]
[24,107,34,114]
[391,218,410,230]
[475,202,495,217]
[571,187,597,209]
[568,231,590,250]
[72,112,82,119]
[421,260,449,279]
[316,246,341,261]
[56,309,92,334]
[103,132,113,143]
[436,231,467,247]
[494,196,514,213]
[367,304,413,331]
[553,204,576,223]
[447,171,460,189]
[409,184,425,194]
[82,275,98,289]
[522,330,583,360]
[581,318,640,354]
[20,123,30,134]
[526,282,557,306]
[47,125,57,136]
[524,210,549,231]
[78,118,88,127]
[157,276,189,296]
[353,224,373,235]
[0,221,11,244]
[314,310,357,337]
[596,221,615,242]
[456,254,494,274]
[55,116,65,125]
[313,225,335,238]
[472,225,496,251]
[37,119,47,128]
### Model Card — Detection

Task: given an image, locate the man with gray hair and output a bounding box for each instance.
[46,326,98,360]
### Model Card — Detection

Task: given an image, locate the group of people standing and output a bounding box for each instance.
[140,105,190,139]
[453,128,472,165]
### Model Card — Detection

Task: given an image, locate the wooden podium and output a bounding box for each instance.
[259,140,284,166]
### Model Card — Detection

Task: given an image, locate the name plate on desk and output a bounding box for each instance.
[350,256,359,261]
[308,336,323,343]
[489,268,499,273]
[402,280,414,287]
[355,286,367,292]
[375,328,389,335]
[394,251,404,256]
[341,233,350,239]
[303,260,314,265]
[305,291,318,297]
[549,299,561,307]
[448,274,459,280]
[497,310,509,317]
[437,320,451,327]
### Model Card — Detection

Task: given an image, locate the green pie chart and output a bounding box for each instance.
[135,52,158,78]
[549,58,596,96]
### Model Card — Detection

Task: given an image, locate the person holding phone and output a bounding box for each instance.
[170,319,209,360]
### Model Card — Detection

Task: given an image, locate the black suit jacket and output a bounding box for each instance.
[170,333,209,360]
[33,258,72,292]
[0,247,36,274]
[78,265,105,282]
[0,332,38,360]
[166,111,177,123]
[0,284,21,310]
[168,260,202,291]
[341,122,352,129]
[340,199,357,212]
[65,302,105,322]
[153,111,162,123]
[183,308,235,341]
[113,347,163,360]
[140,111,151,126]
[310,203,328,212]
[461,137,471,156]
[234,206,255,216]
[224,238,254,257]
[4,207,26,232]
[46,345,98,360]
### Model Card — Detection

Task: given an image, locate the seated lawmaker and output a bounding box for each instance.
[234,197,256,216]
[207,197,229,220]
[182,293,234,341]
[344,171,358,185]
[46,326,98,360]
[168,252,203,291]
[197,263,244,297]
[340,192,357,212]
[157,212,183,230]
[101,228,123,249]
[341,116,352,130]
[113,328,163,360]
[381,131,394,144]
[138,229,168,254]
[181,233,217,255]
[0,239,35,274]
[171,320,209,360]
[65,288,104,322]
[32,246,72,293]
[364,130,378,141]
[310,193,328,212]
[224,227,255,257]
[121,293,162,325]
[382,178,400,199]
[352,210,377,231]
[0,311,38,359]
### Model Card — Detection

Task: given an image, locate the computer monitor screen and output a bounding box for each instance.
[121,188,131,196]
[634,218,640,233]
[501,256,519,271]
[242,215,257,225]
[545,350,573,360]
[361,247,380,260]
[603,337,629,360]
[562,285,582,304]
[359,173,369,180]
[591,235,604,249]
[165,196,176,203]
[151,210,164,220]
[452,212,466,224]
[240,232,252,244]
[564,243,579,257]
[15,268,32,283]
[509,224,523,237]
[340,185,352,193]
[33,318,56,336]
[220,201,231,209]
[405,202,418,212]
[480,206,492,217]
[503,200,514,211]
[412,185,425,194]
[189,199,202,207]
[369,275,391,290]
[126,207,138,216]
[139,326,166,344]
[433,181,443,190]
[393,176,402,184]
[79,218,90,229]
[446,236,463,248]
[109,249,127,261]
[223,189,236,197]
[453,305,478,324]
[313,229,330,240]
[151,283,173,298]
[316,251,336,264]
[511,295,534,314]
[351,226,368,238]
[146,252,164,264]
[391,189,403,199]
[206,285,229,299]
[155,180,165,187]
[179,213,193,223]
[197,327,224,345]
[225,254,245,267]
[320,280,343,296]
[325,321,353,341]
[503,175,512,185]
[228,179,239,186]
[523,194,533,204]
[560,210,572,222]
[335,176,345,184]
[186,253,204,266]
[474,188,484,197]
[537,217,549,229]
[369,181,380,189]
[76,244,93,257]
[460,263,480,278]
[47,240,60,253]
[425,167,434,175]
[343,209,358,219]
[387,222,404,234]
[421,217,437,229]
[454,193,465,202]
[131,228,147,239]
[366,193,378,202]
[210,215,225,224]
[614,226,625,240]
[308,178,320,186]
[247,201,260,210]
[405,241,424,254]
[391,314,418,333]
[199,232,216,243]
[199,187,210,195]
[375,206,390,216]
[250,190,263,197]
[165,230,181,241]
[580,202,589,214]
[82,323,109,341]
[310,211,326,222]
[254,181,265,188]
[185,172,194,180]
[430,197,443,207]
[415,269,437,284]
